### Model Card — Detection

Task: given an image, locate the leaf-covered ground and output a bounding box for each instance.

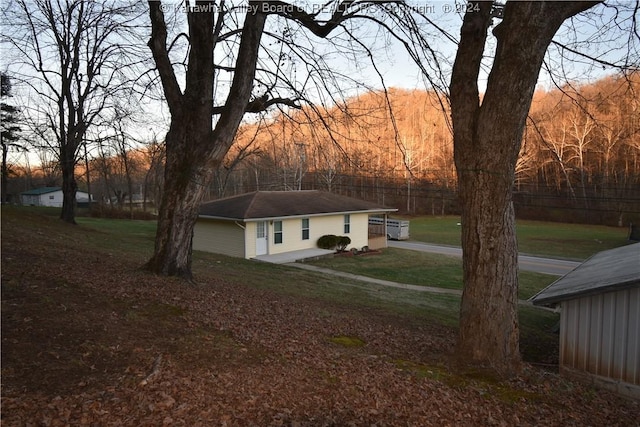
[2,209,638,426]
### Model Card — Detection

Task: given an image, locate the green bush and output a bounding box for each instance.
[336,236,351,252]
[317,234,339,250]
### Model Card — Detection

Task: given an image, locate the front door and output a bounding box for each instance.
[256,221,268,255]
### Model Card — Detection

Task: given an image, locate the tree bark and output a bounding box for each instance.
[145,3,267,279]
[451,1,599,376]
[60,149,78,224]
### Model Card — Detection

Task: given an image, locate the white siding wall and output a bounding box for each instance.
[40,191,64,207]
[21,191,90,207]
[257,212,371,256]
[193,219,245,258]
[348,212,371,249]
[560,286,640,399]
[21,195,40,206]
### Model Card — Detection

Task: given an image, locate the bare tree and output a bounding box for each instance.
[4,0,142,223]
[450,1,638,375]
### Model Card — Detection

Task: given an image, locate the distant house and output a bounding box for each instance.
[531,243,640,400]
[193,190,397,262]
[20,187,92,208]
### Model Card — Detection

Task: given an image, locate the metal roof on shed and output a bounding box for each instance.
[20,187,61,195]
[198,190,396,221]
[531,242,640,306]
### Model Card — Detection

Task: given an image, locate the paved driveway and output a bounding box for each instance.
[388,241,580,276]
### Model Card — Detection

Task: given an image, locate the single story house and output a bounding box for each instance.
[20,187,92,208]
[531,243,640,400]
[193,190,397,261]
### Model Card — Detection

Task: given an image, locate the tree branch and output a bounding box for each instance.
[147,1,183,114]
[212,95,301,115]
[258,0,358,38]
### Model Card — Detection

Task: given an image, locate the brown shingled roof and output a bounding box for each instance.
[198,190,396,220]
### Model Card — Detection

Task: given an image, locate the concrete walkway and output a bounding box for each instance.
[289,262,462,295]
[253,248,335,264]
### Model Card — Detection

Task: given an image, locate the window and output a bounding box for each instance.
[302,218,309,240]
[49,195,54,200]
[274,220,283,244]
[257,221,266,239]
[344,214,351,234]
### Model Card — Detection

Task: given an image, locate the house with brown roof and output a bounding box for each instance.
[193,190,397,263]
[531,243,640,400]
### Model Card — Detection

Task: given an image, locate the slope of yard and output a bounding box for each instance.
[2,207,638,425]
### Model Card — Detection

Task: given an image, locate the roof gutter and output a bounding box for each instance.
[239,208,398,223]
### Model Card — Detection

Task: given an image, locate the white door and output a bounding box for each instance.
[256,221,268,255]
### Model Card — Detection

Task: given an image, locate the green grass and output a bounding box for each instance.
[308,248,556,300]
[75,216,157,257]
[403,215,629,260]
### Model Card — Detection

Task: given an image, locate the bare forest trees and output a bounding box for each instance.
[4,0,142,223]
[527,74,640,223]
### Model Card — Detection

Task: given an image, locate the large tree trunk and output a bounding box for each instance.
[60,154,77,224]
[145,3,267,279]
[451,1,598,376]
[144,110,218,278]
[1,142,8,204]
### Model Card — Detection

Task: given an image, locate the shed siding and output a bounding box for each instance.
[193,219,245,258]
[560,286,640,397]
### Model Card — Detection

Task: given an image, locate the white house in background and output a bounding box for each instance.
[20,187,92,207]
[193,190,397,262]
[531,243,640,400]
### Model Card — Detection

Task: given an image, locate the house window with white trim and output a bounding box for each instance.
[344,214,350,234]
[302,218,310,240]
[274,220,283,244]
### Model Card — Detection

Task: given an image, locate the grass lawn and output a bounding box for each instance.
[403,215,630,260]
[308,248,556,300]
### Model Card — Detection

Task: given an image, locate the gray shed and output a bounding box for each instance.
[531,243,640,400]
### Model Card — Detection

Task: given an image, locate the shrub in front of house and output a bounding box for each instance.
[318,235,352,252]
[317,234,339,250]
[336,236,351,252]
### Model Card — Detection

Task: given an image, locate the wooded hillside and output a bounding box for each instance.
[218,72,640,225]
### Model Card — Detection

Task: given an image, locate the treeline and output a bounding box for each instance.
[7,73,640,225]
